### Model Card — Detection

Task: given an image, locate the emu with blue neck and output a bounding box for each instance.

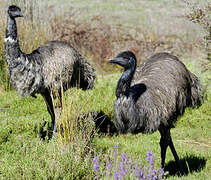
[109,51,203,174]
[4,5,96,139]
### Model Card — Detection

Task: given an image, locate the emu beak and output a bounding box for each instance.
[109,57,128,67]
[19,12,24,17]
[15,11,24,17]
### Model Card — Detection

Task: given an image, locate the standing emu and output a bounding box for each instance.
[5,5,96,138]
[109,51,203,173]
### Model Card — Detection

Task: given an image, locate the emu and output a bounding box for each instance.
[109,51,203,173]
[5,5,96,138]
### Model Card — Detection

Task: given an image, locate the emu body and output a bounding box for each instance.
[109,51,203,173]
[5,5,96,138]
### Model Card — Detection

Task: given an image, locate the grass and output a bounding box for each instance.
[0,66,210,179]
[0,0,211,179]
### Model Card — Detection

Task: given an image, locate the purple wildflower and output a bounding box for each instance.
[146,150,155,167]
[113,144,119,170]
[147,173,152,180]
[137,169,145,180]
[106,161,112,177]
[158,168,164,179]
[153,169,157,175]
[135,167,140,177]
[114,171,120,180]
[121,153,127,162]
[146,151,153,162]
[119,153,128,179]
[114,144,118,149]
[92,147,163,180]
[139,170,144,178]
[114,144,119,158]
[152,168,158,180]
[108,162,112,169]
[119,162,124,178]
[93,156,99,172]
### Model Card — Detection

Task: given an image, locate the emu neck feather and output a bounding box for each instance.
[6,16,18,40]
[116,67,135,98]
[5,16,21,60]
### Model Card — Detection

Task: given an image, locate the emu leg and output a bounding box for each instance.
[159,127,184,174]
[159,129,170,168]
[169,135,184,174]
[42,90,56,139]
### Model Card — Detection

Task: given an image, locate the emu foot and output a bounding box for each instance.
[39,121,55,140]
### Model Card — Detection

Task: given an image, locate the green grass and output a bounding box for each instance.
[0,65,210,179]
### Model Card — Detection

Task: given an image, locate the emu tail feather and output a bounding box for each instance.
[79,60,96,90]
[190,72,204,107]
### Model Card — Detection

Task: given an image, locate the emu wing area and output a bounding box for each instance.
[131,53,192,133]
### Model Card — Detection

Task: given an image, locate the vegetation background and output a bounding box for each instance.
[0,0,210,179]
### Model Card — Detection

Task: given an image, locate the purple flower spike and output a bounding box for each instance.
[106,162,112,177]
[147,173,152,179]
[138,170,145,180]
[135,167,140,177]
[93,156,99,172]
[121,153,127,162]
[114,144,118,149]
[92,148,162,179]
[108,162,112,170]
[146,151,153,162]
[114,172,119,180]
[113,144,119,168]
[153,168,157,175]
[146,150,156,167]
[147,151,153,156]
[158,168,164,178]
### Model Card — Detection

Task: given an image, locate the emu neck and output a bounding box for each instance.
[6,16,18,39]
[5,16,21,60]
[116,66,135,98]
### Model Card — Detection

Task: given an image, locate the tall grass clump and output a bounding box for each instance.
[53,75,118,143]
[56,90,96,145]
[38,76,118,177]
[38,84,114,178]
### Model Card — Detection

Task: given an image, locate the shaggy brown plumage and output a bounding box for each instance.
[109,51,203,173]
[5,5,96,138]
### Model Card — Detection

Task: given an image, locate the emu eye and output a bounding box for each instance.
[124,58,129,62]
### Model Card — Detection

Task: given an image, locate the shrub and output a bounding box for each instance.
[183,0,211,62]
[51,15,192,73]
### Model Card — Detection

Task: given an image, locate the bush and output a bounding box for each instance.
[51,15,193,73]
[184,0,211,62]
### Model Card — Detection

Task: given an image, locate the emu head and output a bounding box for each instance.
[8,5,23,19]
[109,51,137,70]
